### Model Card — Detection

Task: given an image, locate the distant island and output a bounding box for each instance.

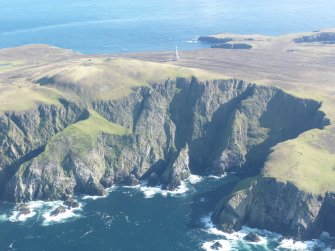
[0,29,335,241]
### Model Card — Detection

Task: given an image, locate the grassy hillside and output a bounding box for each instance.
[0,82,63,113]
[44,109,130,157]
[0,34,334,196]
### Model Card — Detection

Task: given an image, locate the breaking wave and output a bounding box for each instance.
[1,200,83,226]
[199,213,334,251]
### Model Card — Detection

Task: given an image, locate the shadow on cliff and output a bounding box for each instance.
[244,90,329,175]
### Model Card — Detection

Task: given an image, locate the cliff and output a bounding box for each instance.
[0,77,328,203]
[213,177,335,240]
[0,42,334,240]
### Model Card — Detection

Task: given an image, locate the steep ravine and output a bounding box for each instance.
[0,77,331,240]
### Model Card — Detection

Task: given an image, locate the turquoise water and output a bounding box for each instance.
[1,0,335,53]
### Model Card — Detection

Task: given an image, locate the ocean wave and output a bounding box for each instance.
[41,201,82,226]
[2,200,83,225]
[208,173,227,179]
[199,213,334,251]
[9,210,36,222]
[200,214,270,249]
[82,194,108,200]
[277,237,328,251]
[139,180,189,199]
[188,174,203,184]
[82,186,115,200]
[8,201,44,222]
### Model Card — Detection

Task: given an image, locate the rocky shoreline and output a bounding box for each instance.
[0,36,334,241]
[198,36,252,49]
[212,177,335,240]
[0,76,332,240]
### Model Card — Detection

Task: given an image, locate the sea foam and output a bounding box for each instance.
[82,186,115,200]
[202,239,231,251]
[188,174,203,184]
[139,180,189,199]
[3,200,83,225]
[200,214,270,250]
[199,213,334,251]
[41,201,83,226]
[277,237,327,250]
[8,201,43,222]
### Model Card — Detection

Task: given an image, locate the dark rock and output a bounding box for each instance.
[161,145,190,190]
[147,173,160,187]
[211,43,252,49]
[63,197,79,209]
[211,150,245,175]
[210,241,222,250]
[84,176,107,196]
[243,232,261,242]
[293,32,335,43]
[0,77,330,242]
[50,206,67,217]
[124,174,140,186]
[15,204,31,215]
[198,36,233,44]
[319,192,335,237]
[213,177,329,240]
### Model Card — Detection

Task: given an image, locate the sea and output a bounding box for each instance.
[1,0,335,250]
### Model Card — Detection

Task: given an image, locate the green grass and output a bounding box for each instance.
[44,109,130,157]
[264,128,335,195]
[232,176,259,194]
[0,83,63,113]
[34,58,227,101]
[254,80,335,195]
[2,50,334,195]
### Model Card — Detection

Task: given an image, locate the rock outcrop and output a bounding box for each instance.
[50,206,67,216]
[160,145,190,190]
[211,43,252,49]
[198,36,252,49]
[213,177,335,240]
[0,78,328,205]
[243,232,261,242]
[15,203,31,216]
[63,197,79,209]
[294,32,335,44]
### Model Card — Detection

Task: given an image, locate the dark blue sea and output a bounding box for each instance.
[1,1,335,250]
[1,0,335,53]
[1,175,335,251]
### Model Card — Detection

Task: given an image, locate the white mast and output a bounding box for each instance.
[174,46,180,61]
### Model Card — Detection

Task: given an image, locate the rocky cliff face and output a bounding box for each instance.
[213,177,335,240]
[0,100,85,200]
[0,77,329,204]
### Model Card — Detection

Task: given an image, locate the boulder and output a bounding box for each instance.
[243,232,261,242]
[50,206,67,217]
[16,204,31,215]
[63,197,79,209]
[124,174,140,186]
[210,241,222,250]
